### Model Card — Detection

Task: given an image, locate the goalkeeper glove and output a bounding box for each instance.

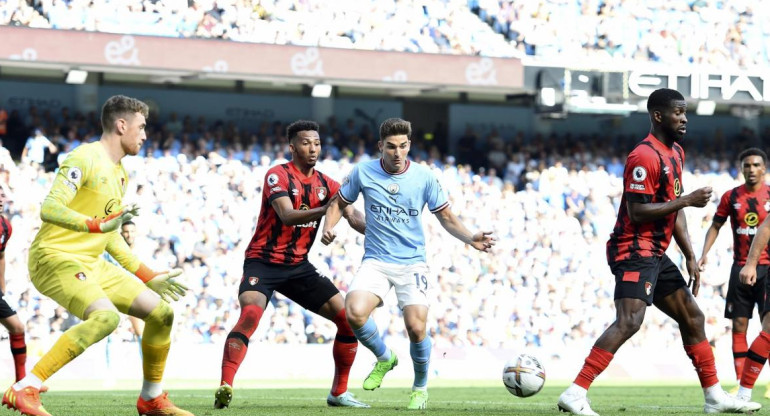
[85,203,139,233]
[145,268,188,302]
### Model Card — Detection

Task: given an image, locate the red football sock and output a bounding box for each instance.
[9,333,26,381]
[574,346,613,389]
[732,331,748,381]
[740,331,770,389]
[221,304,263,387]
[684,340,719,388]
[331,308,357,396]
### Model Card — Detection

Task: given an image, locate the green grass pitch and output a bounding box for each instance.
[0,383,761,415]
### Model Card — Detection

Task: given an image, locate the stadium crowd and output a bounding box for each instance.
[0,106,769,364]
[470,0,770,67]
[2,0,768,66]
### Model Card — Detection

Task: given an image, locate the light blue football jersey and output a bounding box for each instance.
[338,159,449,265]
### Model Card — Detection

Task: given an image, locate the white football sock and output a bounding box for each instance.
[140,380,163,400]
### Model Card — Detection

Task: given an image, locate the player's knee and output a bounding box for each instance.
[144,301,174,328]
[616,317,643,336]
[405,318,427,340]
[90,310,121,334]
[345,307,368,328]
[7,320,25,334]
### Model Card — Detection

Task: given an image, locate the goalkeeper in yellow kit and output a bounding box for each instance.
[1,95,192,416]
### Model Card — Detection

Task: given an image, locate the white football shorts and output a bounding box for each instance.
[349,259,433,309]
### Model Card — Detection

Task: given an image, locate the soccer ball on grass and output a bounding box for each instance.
[502,353,545,398]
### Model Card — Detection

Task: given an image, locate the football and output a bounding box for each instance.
[502,353,546,398]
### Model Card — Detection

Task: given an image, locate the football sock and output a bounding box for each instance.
[410,337,432,389]
[684,340,719,388]
[141,380,163,401]
[732,331,748,381]
[738,386,752,399]
[331,308,357,396]
[352,317,390,361]
[14,373,42,390]
[141,301,174,390]
[740,331,770,388]
[10,333,26,381]
[574,346,613,389]
[31,309,120,381]
[221,304,263,386]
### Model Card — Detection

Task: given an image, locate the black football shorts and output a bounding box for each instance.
[725,263,769,319]
[238,259,339,313]
[610,254,687,306]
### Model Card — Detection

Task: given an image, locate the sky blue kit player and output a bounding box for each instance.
[322,117,495,410]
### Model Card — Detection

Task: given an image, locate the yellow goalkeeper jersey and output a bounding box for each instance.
[30,142,138,266]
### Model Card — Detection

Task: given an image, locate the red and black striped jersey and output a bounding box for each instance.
[714,183,770,265]
[0,215,11,253]
[245,162,340,265]
[607,134,684,263]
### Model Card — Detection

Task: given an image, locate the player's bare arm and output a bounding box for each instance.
[626,186,712,224]
[697,220,724,271]
[673,209,700,296]
[271,195,328,226]
[433,206,495,252]
[321,196,348,245]
[740,216,770,286]
[0,251,5,294]
[341,203,365,235]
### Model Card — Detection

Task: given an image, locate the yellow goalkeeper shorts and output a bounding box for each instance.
[28,252,146,319]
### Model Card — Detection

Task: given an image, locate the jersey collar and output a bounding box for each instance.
[379,159,410,175]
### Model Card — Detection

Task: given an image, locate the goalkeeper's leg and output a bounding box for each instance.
[128,290,192,416]
[104,259,191,416]
[5,299,119,416]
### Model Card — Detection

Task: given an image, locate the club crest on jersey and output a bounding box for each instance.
[632,166,646,182]
[645,282,652,296]
[387,183,400,194]
[248,276,259,286]
[267,173,279,186]
[75,272,87,281]
[316,187,327,201]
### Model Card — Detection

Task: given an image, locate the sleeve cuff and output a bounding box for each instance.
[134,263,156,283]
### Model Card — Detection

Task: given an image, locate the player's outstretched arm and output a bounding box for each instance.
[697,220,724,271]
[271,195,327,226]
[321,195,348,245]
[105,231,142,271]
[134,264,188,303]
[434,206,495,252]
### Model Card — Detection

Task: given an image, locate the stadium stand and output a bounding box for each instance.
[0,108,766,363]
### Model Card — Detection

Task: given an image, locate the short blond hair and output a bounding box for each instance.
[101,95,149,133]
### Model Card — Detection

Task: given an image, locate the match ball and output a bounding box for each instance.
[502,353,545,398]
